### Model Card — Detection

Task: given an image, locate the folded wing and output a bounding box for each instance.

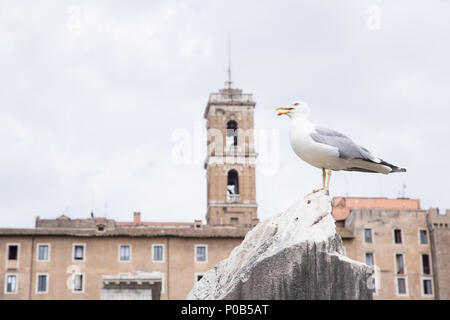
[310,126,406,173]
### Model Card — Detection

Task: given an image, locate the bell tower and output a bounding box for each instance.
[204,73,258,227]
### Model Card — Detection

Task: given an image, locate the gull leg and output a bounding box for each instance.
[323,168,326,188]
[326,169,332,190]
[313,168,326,193]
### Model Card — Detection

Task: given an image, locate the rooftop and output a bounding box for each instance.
[0,226,250,238]
[203,85,256,119]
[332,196,421,221]
[0,212,252,238]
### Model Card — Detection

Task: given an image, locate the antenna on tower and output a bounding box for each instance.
[91,189,95,217]
[378,175,383,197]
[401,184,407,198]
[345,172,349,197]
[225,32,233,89]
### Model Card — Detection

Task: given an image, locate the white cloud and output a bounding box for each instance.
[0,0,449,227]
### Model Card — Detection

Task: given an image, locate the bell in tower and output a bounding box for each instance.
[203,72,258,227]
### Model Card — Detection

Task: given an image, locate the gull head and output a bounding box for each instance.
[275,101,310,118]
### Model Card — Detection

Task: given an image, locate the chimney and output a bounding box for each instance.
[133,212,141,224]
[194,219,202,229]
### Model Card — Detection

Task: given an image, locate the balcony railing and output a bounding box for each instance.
[225,145,239,153]
[227,194,240,203]
[209,93,254,103]
[6,260,19,270]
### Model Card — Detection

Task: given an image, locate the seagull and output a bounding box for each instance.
[276,101,406,192]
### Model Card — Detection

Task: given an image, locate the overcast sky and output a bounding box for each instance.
[1,0,449,228]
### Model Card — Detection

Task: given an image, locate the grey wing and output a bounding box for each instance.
[311,126,378,162]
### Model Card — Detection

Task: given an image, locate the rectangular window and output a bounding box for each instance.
[73,274,84,292]
[161,273,165,294]
[6,274,17,293]
[230,217,239,224]
[153,245,164,262]
[37,275,48,293]
[419,230,428,245]
[365,253,374,266]
[196,274,204,282]
[397,278,407,295]
[364,229,373,243]
[395,254,405,274]
[73,245,85,261]
[8,245,18,260]
[196,245,207,263]
[422,254,431,275]
[38,245,49,261]
[423,279,433,295]
[119,245,131,261]
[394,229,402,244]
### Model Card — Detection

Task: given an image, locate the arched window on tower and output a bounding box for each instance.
[227,170,239,203]
[226,121,238,148]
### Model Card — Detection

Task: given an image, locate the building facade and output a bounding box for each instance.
[1,74,449,300]
[333,197,450,300]
[204,78,258,226]
[427,209,450,300]
[0,213,248,300]
[0,78,258,300]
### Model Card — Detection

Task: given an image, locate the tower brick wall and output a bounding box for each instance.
[204,85,258,227]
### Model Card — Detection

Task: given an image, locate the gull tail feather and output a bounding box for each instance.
[377,159,407,173]
[345,158,406,174]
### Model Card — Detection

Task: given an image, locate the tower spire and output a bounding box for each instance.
[205,59,257,226]
[225,33,233,89]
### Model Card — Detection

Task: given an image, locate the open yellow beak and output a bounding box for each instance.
[275,106,293,116]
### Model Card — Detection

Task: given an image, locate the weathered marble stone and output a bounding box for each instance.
[187,190,373,300]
